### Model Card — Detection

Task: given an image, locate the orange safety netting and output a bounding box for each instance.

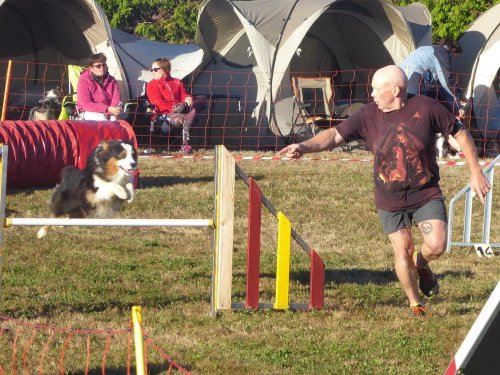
[1,60,498,156]
[0,315,191,374]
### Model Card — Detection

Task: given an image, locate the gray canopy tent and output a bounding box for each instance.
[191,0,431,148]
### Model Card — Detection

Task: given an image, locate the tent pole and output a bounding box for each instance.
[1,61,12,121]
[268,0,301,144]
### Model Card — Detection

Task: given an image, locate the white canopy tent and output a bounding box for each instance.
[192,0,431,148]
[111,28,204,98]
[455,4,499,143]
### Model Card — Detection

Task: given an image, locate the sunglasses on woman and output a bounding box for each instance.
[151,67,162,72]
[92,63,107,69]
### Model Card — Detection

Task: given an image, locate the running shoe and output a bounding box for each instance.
[417,266,439,297]
[413,252,439,297]
[411,304,429,318]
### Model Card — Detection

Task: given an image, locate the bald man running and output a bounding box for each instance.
[279,65,490,317]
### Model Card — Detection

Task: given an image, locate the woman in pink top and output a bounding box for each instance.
[77,53,122,121]
[146,57,195,153]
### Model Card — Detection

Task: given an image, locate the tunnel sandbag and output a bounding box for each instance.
[0,120,137,188]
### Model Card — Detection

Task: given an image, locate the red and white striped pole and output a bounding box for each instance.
[444,281,500,374]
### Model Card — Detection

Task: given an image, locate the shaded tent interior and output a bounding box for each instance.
[191,0,431,149]
[0,0,115,115]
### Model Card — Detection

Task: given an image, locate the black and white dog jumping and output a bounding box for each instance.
[37,140,138,238]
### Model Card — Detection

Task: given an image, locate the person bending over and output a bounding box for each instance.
[401,38,466,156]
[146,57,195,154]
[77,53,122,121]
[278,65,490,317]
[399,37,463,117]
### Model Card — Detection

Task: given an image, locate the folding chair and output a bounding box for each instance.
[291,76,356,150]
[291,76,334,128]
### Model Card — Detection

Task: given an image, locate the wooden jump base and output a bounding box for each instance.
[235,165,325,312]
[211,147,325,315]
[0,144,324,317]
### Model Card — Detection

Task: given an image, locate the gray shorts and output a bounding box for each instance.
[377,197,448,235]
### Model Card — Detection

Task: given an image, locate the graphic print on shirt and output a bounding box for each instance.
[375,123,432,192]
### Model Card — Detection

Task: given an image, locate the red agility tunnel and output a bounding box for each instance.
[0,120,137,188]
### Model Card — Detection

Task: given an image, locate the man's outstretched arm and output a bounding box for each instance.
[277,127,346,159]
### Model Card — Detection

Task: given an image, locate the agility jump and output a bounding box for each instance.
[0,144,324,317]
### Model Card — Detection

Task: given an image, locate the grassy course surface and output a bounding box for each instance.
[0,150,498,374]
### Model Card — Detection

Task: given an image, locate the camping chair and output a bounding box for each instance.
[291,77,335,130]
[291,76,357,151]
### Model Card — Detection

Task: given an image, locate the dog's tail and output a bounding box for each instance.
[38,166,89,239]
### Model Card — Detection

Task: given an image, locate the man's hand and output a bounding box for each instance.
[453,128,491,204]
[185,97,193,107]
[470,171,491,204]
[277,144,303,159]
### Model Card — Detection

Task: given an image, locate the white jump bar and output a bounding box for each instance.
[5,218,214,228]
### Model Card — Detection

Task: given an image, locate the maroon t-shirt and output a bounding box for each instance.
[336,94,456,211]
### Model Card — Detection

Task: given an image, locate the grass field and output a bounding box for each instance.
[0,150,498,374]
